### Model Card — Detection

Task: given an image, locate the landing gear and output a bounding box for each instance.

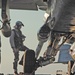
[23,50,35,74]
[23,50,55,75]
[37,56,55,66]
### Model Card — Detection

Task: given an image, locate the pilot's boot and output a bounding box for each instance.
[19,72,24,75]
[13,62,18,75]
[14,70,18,75]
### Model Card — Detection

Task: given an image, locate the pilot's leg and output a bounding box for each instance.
[19,46,29,66]
[13,51,19,75]
[19,45,29,51]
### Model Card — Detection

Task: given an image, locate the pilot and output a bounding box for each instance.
[10,21,29,75]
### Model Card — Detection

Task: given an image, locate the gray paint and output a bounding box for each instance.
[47,0,75,32]
[0,0,48,10]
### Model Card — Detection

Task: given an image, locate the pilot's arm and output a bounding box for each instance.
[10,30,15,48]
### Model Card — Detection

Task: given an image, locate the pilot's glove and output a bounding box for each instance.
[12,48,19,53]
[22,35,26,42]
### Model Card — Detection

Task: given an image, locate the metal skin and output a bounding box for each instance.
[48,0,75,59]
[50,0,75,32]
[36,0,75,64]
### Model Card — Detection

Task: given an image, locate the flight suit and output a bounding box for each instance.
[10,28,29,73]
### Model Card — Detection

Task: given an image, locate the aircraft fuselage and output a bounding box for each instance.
[49,0,75,33]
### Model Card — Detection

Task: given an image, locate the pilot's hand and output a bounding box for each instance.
[13,48,19,53]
